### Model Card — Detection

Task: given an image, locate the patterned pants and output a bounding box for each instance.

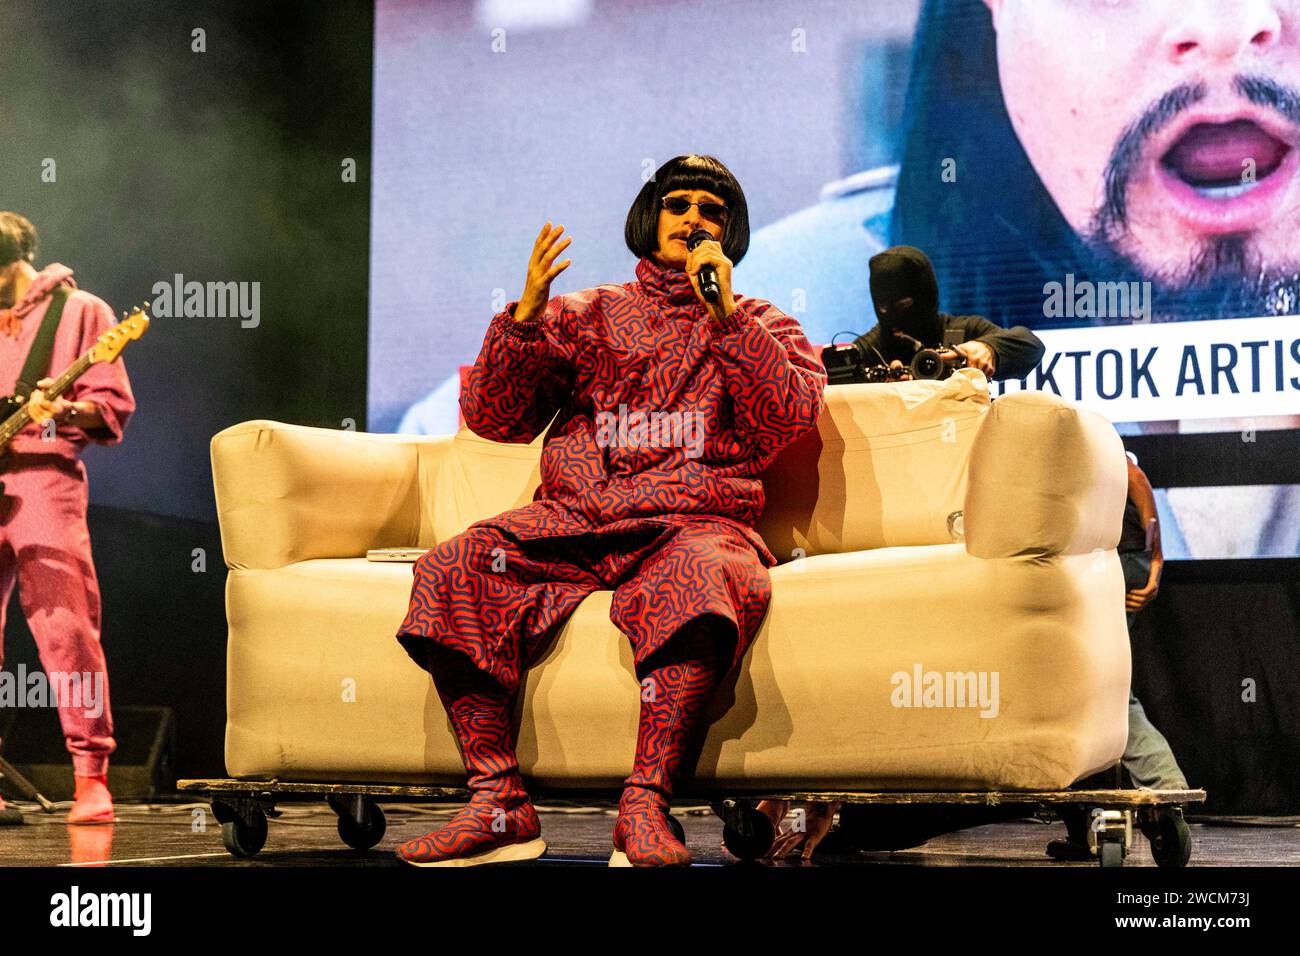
[396,514,772,693]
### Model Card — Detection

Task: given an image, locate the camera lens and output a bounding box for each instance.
[910,349,945,380]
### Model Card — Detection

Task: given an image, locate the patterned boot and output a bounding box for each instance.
[611,625,722,867]
[396,649,545,867]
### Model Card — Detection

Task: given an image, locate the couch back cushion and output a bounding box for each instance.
[416,429,544,547]
[418,370,991,556]
[755,369,991,560]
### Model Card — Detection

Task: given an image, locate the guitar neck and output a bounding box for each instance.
[0,350,95,447]
[43,352,93,401]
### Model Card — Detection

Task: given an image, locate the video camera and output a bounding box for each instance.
[821,332,967,386]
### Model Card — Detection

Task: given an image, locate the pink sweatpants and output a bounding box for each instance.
[0,451,114,776]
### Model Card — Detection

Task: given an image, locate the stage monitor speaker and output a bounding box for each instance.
[0,705,175,802]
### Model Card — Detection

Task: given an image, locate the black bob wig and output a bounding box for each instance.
[624,154,750,265]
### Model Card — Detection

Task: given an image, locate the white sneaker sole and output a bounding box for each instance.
[401,837,547,868]
[608,849,692,867]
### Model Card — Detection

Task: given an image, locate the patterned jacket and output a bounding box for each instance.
[461,255,827,563]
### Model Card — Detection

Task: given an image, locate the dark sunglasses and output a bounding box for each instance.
[661,196,729,224]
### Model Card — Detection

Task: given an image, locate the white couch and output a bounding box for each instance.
[210,369,1130,792]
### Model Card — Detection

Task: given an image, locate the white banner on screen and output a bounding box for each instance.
[991,316,1300,422]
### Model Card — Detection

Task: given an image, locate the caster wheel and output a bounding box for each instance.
[718,805,775,861]
[665,811,686,847]
[221,807,268,858]
[331,796,387,851]
[1149,812,1192,869]
[1098,840,1124,868]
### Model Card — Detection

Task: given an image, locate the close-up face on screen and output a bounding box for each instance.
[996,0,1300,304]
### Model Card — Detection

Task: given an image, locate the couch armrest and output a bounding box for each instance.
[211,420,451,570]
[964,392,1126,559]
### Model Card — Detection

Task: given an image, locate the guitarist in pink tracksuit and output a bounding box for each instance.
[0,212,136,826]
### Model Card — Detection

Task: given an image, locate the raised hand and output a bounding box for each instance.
[515,222,573,323]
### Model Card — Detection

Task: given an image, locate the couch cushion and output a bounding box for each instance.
[415,428,544,547]
[224,546,1128,791]
[415,371,992,558]
[965,391,1126,559]
[755,369,991,560]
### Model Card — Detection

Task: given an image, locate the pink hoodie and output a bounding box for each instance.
[0,264,136,460]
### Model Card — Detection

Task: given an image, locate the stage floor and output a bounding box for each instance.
[1,801,1298,867]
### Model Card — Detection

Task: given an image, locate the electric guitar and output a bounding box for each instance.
[0,303,150,455]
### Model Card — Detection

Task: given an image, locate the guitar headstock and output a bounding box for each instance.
[89,302,151,364]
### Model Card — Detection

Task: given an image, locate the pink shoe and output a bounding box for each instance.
[68,774,115,825]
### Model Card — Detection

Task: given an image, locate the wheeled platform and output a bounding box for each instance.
[178,778,1205,867]
[176,780,462,858]
[712,788,1205,868]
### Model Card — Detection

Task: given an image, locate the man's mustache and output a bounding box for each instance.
[1098,74,1300,233]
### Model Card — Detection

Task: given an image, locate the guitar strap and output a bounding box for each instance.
[11,284,72,405]
[0,285,74,497]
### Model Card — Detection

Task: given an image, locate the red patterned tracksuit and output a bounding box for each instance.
[0,265,136,778]
[395,255,825,865]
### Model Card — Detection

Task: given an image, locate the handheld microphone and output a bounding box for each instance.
[686,228,721,303]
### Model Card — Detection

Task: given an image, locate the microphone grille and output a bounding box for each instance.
[686,228,714,251]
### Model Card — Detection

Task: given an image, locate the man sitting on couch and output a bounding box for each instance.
[392,154,827,867]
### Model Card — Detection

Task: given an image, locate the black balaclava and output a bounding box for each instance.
[869,245,943,346]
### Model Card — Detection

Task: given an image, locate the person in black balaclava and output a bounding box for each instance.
[756,246,1049,862]
[852,245,1044,382]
